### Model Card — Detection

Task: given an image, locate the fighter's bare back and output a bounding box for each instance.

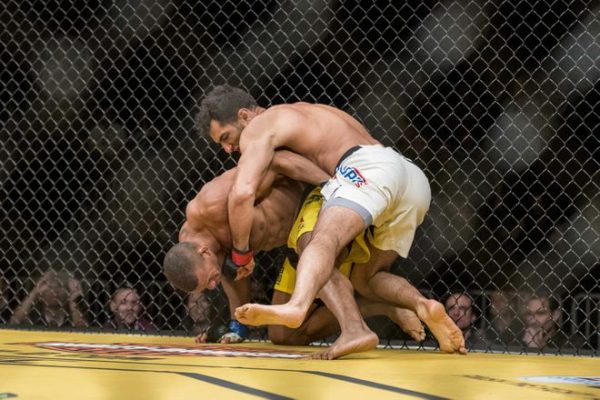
[242,103,380,175]
[183,168,304,252]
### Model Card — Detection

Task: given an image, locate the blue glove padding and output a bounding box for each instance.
[219,319,249,343]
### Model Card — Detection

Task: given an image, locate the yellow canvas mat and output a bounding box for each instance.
[0,329,598,400]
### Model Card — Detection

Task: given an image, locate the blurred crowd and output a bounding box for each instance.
[2,267,597,352]
[442,290,595,351]
[0,268,270,341]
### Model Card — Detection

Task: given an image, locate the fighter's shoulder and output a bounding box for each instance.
[255,104,307,126]
[186,192,221,227]
[188,172,233,217]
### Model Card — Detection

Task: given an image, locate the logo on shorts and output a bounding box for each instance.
[337,166,367,187]
[297,217,305,232]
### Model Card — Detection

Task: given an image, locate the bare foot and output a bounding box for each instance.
[309,330,378,360]
[235,303,305,328]
[388,308,425,342]
[417,299,467,354]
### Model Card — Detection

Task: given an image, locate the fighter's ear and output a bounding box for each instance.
[237,108,252,122]
[196,245,210,256]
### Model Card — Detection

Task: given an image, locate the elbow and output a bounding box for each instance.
[230,184,256,206]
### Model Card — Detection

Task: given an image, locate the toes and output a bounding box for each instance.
[234,306,247,320]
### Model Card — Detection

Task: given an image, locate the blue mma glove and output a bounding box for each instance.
[218,319,250,343]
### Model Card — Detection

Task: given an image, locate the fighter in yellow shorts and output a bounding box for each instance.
[274,186,370,295]
[269,186,422,346]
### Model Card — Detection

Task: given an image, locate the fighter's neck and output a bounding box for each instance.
[183,229,224,254]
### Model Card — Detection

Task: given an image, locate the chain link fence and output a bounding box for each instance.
[1,0,598,354]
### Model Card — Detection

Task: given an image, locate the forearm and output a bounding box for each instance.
[228,189,255,251]
[231,137,276,252]
[221,276,251,316]
[271,150,330,185]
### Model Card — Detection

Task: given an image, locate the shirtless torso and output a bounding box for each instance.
[239,103,379,175]
[181,168,305,255]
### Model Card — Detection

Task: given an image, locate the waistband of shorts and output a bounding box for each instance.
[336,145,363,169]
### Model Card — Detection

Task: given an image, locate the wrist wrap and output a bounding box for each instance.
[231,248,253,266]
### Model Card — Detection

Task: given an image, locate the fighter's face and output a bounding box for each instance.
[192,249,222,293]
[209,120,243,154]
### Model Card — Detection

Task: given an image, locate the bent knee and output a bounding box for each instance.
[269,326,310,346]
[268,327,288,345]
[269,333,290,345]
[269,327,295,345]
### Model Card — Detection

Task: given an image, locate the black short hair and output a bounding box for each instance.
[163,242,202,293]
[195,85,257,137]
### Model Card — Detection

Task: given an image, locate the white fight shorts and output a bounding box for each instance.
[321,144,431,258]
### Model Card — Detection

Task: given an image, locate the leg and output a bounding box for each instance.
[268,289,425,345]
[268,290,332,346]
[356,297,425,342]
[309,268,378,360]
[352,247,466,354]
[236,206,364,328]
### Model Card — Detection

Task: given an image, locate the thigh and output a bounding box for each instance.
[310,206,366,254]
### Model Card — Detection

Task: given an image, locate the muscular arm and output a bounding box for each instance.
[228,132,276,253]
[271,150,330,185]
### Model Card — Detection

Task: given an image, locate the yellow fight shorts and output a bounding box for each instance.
[274,186,371,295]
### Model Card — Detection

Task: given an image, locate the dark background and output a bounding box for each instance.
[1,0,598,351]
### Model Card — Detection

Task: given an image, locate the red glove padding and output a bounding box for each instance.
[231,248,255,281]
[231,248,253,266]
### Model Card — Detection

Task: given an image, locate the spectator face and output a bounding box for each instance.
[489,291,516,329]
[110,288,142,326]
[187,292,211,324]
[445,294,475,331]
[524,297,560,332]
